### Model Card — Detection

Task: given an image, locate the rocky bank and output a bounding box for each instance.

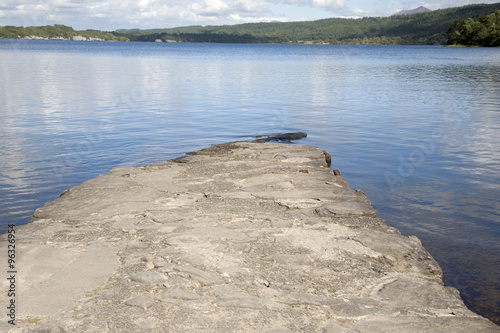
[1,140,498,332]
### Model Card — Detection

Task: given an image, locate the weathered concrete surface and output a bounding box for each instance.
[0,142,498,332]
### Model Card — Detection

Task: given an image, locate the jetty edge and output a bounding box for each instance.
[0,140,498,332]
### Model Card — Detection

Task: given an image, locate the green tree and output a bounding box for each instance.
[446,10,500,46]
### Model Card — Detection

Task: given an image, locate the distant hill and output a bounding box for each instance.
[393,6,431,16]
[113,3,500,45]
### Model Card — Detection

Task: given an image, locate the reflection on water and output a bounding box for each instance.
[0,40,499,324]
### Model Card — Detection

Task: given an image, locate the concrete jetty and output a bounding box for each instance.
[1,140,498,332]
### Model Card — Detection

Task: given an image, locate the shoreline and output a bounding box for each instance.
[0,140,498,332]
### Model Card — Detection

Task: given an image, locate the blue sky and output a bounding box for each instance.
[0,0,499,31]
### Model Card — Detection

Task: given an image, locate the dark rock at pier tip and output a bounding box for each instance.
[252,132,307,143]
[1,140,499,333]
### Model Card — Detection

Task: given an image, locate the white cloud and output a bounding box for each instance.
[235,0,270,14]
[310,0,345,10]
[191,0,230,16]
[274,0,345,10]
[352,7,367,14]
[277,0,308,6]
[191,0,270,18]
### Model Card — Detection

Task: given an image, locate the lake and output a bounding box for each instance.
[0,39,499,324]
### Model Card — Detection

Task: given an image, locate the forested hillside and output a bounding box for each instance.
[114,3,500,45]
[446,10,500,46]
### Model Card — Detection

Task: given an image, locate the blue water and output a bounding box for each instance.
[1,39,499,323]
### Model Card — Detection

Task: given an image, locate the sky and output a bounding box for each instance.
[0,0,499,31]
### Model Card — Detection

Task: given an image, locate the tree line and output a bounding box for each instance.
[446,10,500,46]
[0,24,128,41]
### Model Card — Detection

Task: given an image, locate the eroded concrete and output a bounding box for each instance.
[0,142,498,332]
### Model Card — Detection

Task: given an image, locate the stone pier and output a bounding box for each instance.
[1,141,498,332]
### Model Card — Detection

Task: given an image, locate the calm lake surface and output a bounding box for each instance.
[0,39,499,323]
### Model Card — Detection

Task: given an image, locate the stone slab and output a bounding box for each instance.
[0,141,497,332]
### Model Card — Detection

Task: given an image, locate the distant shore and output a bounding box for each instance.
[2,4,500,46]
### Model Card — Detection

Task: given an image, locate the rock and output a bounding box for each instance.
[322,323,351,333]
[252,132,307,143]
[270,218,293,228]
[130,272,168,285]
[127,241,150,249]
[323,150,332,167]
[2,141,498,332]
[160,286,201,301]
[125,296,155,309]
[262,254,313,265]
[314,201,377,217]
[253,275,270,287]
[29,323,65,333]
[213,294,266,310]
[355,188,367,198]
[218,266,251,279]
[174,265,224,286]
